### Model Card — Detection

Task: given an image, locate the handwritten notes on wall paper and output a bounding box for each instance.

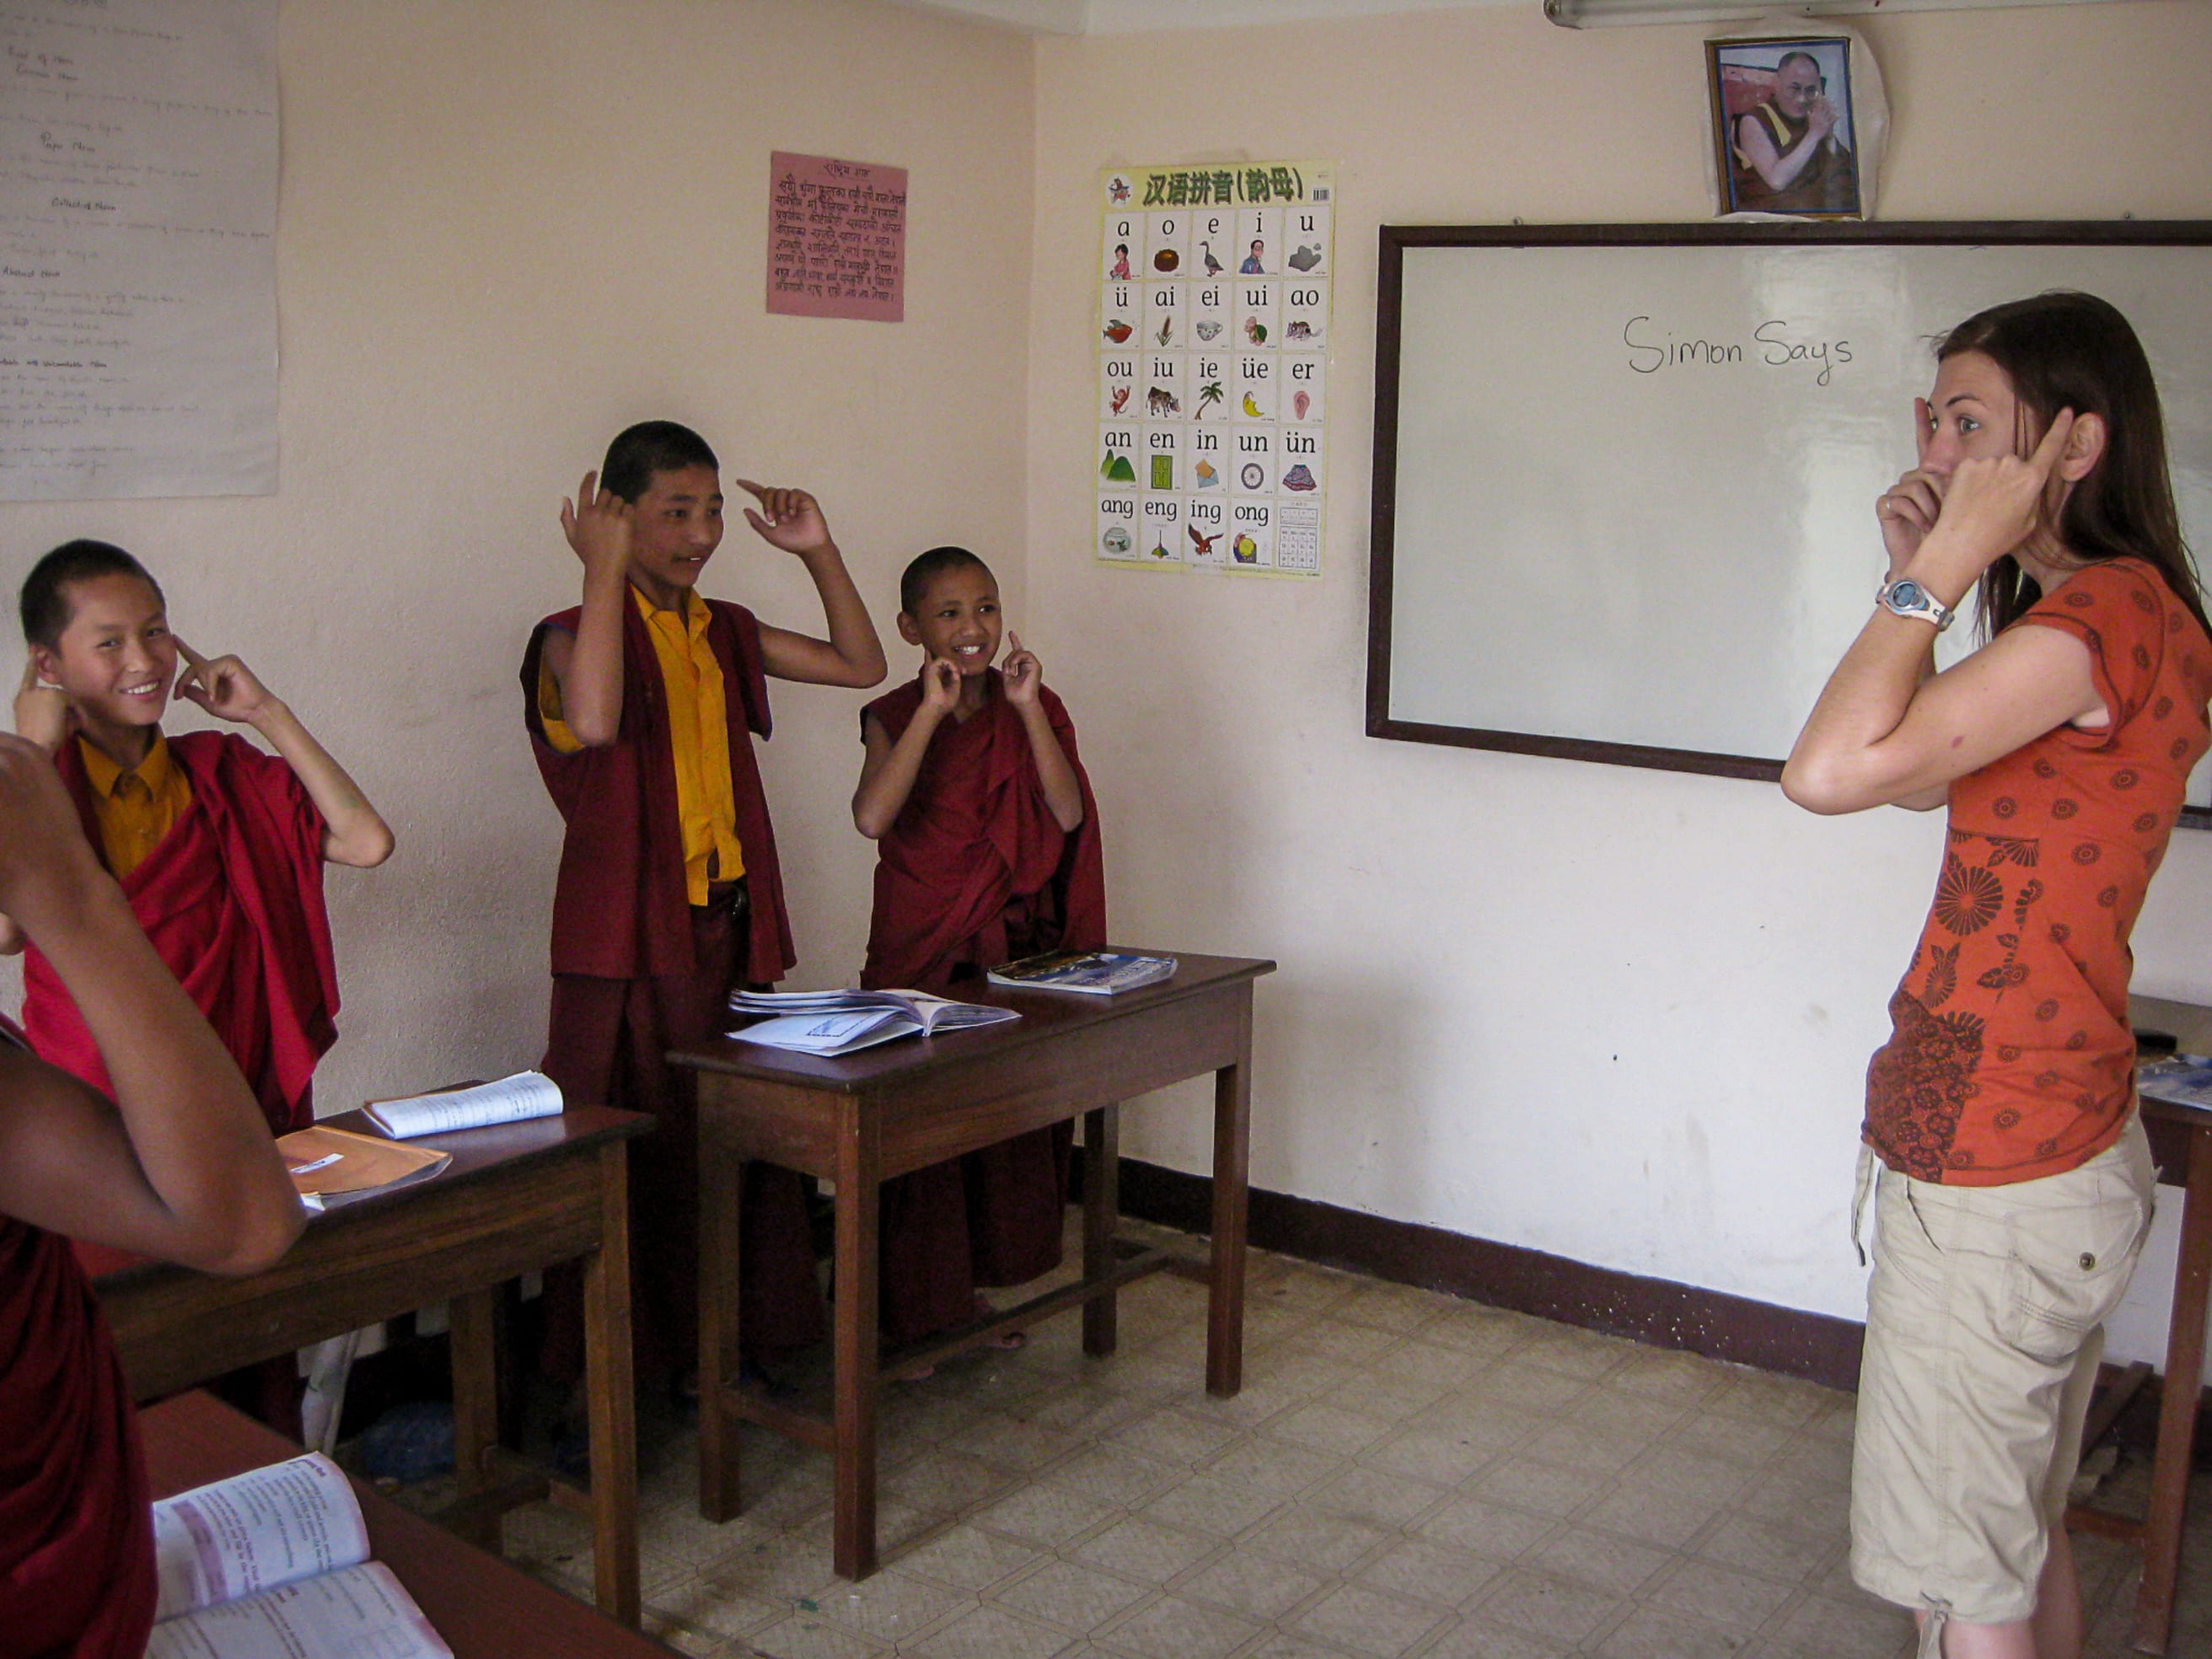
[1095,164,1334,578]
[0,0,278,502]
[767,153,907,324]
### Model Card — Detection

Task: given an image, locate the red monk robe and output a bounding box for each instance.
[22,733,336,1138]
[523,596,824,1372]
[0,1024,158,1659]
[862,669,1105,1344]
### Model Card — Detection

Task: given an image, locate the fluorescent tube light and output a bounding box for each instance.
[1549,0,2132,25]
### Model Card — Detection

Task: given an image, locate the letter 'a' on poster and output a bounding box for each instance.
[1096,164,1334,578]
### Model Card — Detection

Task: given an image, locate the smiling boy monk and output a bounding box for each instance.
[852,546,1103,1349]
[524,421,885,1388]
[5,540,395,1135]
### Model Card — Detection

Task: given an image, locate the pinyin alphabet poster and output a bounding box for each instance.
[1095,164,1334,577]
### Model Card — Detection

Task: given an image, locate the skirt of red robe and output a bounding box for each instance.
[876,899,1071,1347]
[540,893,826,1377]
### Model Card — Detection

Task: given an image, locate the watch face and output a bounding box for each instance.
[1890,581,1925,609]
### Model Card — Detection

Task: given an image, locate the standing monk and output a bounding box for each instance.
[852,546,1103,1348]
[524,420,885,1398]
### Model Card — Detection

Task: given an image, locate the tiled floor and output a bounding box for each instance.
[502,1218,2212,1657]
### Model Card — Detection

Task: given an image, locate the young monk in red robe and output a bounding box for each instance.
[0,727,303,1659]
[523,421,885,1395]
[3,540,395,1136]
[853,546,1104,1348]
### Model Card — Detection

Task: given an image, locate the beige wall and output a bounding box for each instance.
[0,0,1036,1099]
[1022,2,2212,1369]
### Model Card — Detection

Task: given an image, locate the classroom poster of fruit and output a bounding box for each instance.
[1095,163,1334,577]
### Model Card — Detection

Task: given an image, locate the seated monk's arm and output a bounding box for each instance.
[0,914,21,954]
[855,698,948,840]
[0,735,301,1275]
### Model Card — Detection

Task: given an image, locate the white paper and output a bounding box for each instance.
[153,1453,370,1620]
[732,1010,921,1055]
[363,1071,562,1139]
[0,0,278,500]
[146,1563,451,1659]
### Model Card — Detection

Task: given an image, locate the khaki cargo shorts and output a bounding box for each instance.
[1850,1115,2155,1639]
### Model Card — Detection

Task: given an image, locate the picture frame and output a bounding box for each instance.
[1707,37,1860,219]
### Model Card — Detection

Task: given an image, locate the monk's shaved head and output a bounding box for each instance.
[899,546,995,617]
[20,540,164,649]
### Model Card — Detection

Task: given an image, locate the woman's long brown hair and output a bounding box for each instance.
[1939,291,2211,642]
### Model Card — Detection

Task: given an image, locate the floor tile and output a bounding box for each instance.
[1416,1495,1559,1563]
[1642,1556,1797,1636]
[744,1612,889,1659]
[1262,1400,1399,1458]
[975,1480,1122,1547]
[1597,1603,1754,1657]
[1353,1536,1502,1609]
[892,1522,1044,1592]
[906,1602,1077,1659]
[992,1556,1152,1632]
[1097,1592,1259,1659]
[1522,1524,1675,1597]
[1470,1565,1629,1646]
[1288,1581,1452,1657]
[1071,1514,1223,1583]
[1242,1505,1396,1574]
[1175,1546,1332,1621]
[810,1569,970,1644]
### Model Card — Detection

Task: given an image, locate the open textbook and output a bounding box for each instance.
[362,1071,564,1139]
[147,1452,449,1659]
[729,988,1020,1056]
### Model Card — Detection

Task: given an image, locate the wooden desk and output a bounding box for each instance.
[141,1391,666,1658]
[674,950,1274,1580]
[2061,994,2212,1655]
[94,1105,650,1627]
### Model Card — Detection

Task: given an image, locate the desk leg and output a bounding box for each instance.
[698,1126,745,1524]
[1207,991,1252,1399]
[833,1104,881,1581]
[584,1138,641,1628]
[2133,1128,2212,1655]
[448,1286,501,1550]
[1083,1105,1121,1357]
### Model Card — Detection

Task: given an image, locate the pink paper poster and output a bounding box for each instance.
[767,152,908,322]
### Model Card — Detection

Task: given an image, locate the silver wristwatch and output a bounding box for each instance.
[1876,577,1956,632]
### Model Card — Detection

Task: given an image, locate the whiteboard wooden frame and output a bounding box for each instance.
[1365,220,2212,830]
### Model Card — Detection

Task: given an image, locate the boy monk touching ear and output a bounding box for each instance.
[852,546,1103,1352]
[524,420,886,1398]
[6,540,393,1136]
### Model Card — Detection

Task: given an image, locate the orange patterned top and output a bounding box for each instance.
[1865,557,2212,1186]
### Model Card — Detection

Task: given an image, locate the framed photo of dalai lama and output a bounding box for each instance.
[1707,38,1861,219]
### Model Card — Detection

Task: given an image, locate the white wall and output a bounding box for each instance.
[0,0,1036,1093]
[1021,2,2212,1372]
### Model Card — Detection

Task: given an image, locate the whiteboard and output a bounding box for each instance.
[1366,223,2212,824]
